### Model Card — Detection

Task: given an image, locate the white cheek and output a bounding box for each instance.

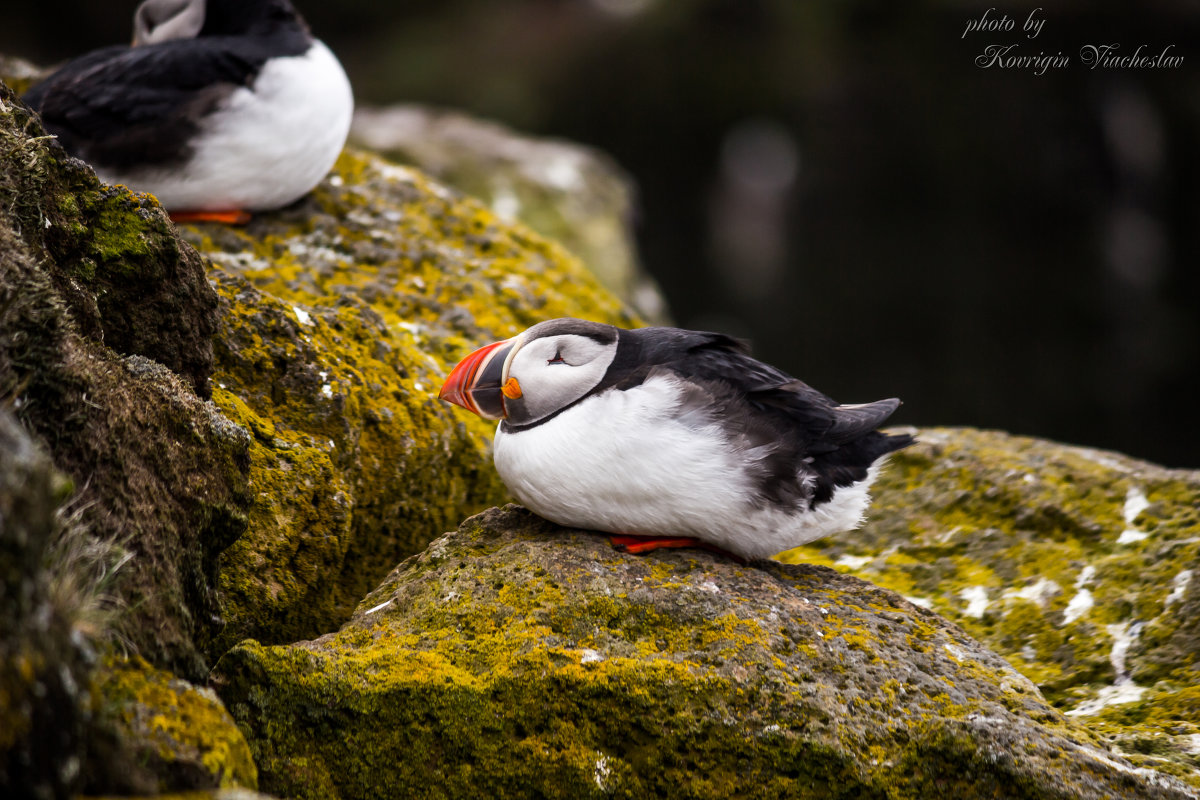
[508,339,615,424]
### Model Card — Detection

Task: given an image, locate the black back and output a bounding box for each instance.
[607,326,914,510]
[22,0,310,170]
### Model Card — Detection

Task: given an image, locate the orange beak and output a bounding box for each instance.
[438,339,515,420]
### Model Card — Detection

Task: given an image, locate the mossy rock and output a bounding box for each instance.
[211,506,1193,800]
[350,104,666,322]
[0,408,90,800]
[0,81,250,680]
[780,427,1200,786]
[85,790,279,800]
[175,148,638,650]
[82,655,257,795]
[0,84,218,395]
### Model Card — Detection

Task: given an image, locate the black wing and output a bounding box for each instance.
[23,32,306,169]
[615,327,913,508]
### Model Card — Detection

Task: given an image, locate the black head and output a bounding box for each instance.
[132,0,308,43]
[439,318,622,427]
[199,0,308,37]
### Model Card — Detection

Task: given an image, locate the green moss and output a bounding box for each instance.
[778,427,1200,786]
[2,82,249,686]
[211,507,1163,800]
[174,148,640,651]
[88,655,257,792]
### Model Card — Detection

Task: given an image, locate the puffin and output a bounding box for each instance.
[22,0,353,224]
[439,318,914,560]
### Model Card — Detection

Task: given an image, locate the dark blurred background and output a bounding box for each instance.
[5,0,1198,467]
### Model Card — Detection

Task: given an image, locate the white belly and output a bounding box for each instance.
[100,40,354,212]
[492,374,880,560]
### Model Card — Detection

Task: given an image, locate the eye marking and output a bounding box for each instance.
[547,349,566,365]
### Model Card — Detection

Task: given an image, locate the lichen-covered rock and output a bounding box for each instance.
[177,149,639,650]
[81,656,257,795]
[350,104,666,321]
[780,427,1200,787]
[0,408,90,800]
[85,790,279,800]
[205,271,501,652]
[0,81,250,680]
[212,506,1193,800]
[0,83,218,396]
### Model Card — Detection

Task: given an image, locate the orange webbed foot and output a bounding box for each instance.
[609,534,703,554]
[169,209,253,225]
[608,534,746,563]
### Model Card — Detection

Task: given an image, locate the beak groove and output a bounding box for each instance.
[438,339,515,419]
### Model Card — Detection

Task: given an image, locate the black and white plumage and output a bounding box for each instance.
[439,318,914,560]
[23,0,352,215]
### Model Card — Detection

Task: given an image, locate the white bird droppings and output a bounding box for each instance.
[292,305,312,326]
[593,754,611,791]
[835,554,872,570]
[1165,569,1193,607]
[364,599,392,615]
[1064,565,1098,623]
[1062,589,1094,625]
[1124,487,1150,525]
[1118,486,1151,544]
[1005,577,1060,607]
[943,643,971,662]
[960,585,990,619]
[1065,621,1148,716]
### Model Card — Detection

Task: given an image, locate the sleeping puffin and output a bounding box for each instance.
[439,318,914,560]
[22,0,353,224]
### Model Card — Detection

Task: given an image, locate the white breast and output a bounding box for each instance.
[99,40,354,212]
[492,374,882,560]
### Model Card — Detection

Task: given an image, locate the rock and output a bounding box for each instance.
[212,506,1194,800]
[81,656,257,795]
[2,71,640,663]
[83,791,278,800]
[0,85,218,396]
[181,148,639,651]
[0,408,91,800]
[0,81,249,680]
[781,427,1200,787]
[350,104,666,322]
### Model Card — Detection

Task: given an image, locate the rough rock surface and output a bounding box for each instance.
[0,81,250,680]
[5,63,1198,799]
[782,427,1200,787]
[82,656,257,795]
[350,104,665,321]
[179,147,639,650]
[0,408,89,800]
[213,506,1194,800]
[3,69,642,798]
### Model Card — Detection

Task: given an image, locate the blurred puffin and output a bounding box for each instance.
[439,318,914,560]
[23,0,352,224]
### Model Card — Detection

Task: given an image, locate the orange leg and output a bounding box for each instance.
[169,209,253,225]
[609,534,703,554]
[608,534,746,562]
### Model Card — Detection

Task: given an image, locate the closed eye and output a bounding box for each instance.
[547,350,565,365]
